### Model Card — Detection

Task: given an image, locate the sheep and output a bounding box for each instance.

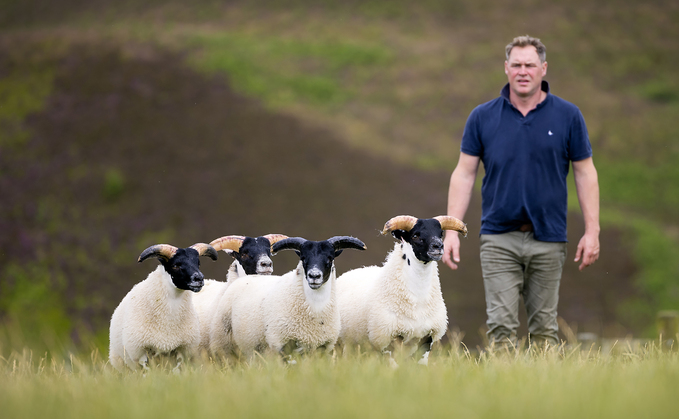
[208,236,367,361]
[336,215,467,366]
[108,242,218,373]
[192,234,288,352]
[210,234,289,280]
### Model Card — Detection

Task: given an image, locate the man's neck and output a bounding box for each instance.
[510,89,546,116]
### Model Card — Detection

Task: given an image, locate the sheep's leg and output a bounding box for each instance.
[172,351,185,375]
[279,340,300,365]
[415,335,433,365]
[382,336,404,369]
[139,353,150,376]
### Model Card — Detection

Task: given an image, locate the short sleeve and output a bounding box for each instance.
[568,109,592,161]
[460,107,483,157]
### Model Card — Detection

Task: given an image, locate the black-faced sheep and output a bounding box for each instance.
[336,215,467,366]
[109,243,218,372]
[208,236,366,360]
[193,234,288,352]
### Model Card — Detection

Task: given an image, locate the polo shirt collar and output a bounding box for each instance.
[500,80,550,102]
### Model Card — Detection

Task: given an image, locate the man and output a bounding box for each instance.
[442,35,600,347]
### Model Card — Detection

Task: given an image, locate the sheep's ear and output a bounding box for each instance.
[334,249,343,258]
[222,249,237,257]
[391,230,406,241]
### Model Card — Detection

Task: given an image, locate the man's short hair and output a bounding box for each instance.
[505,35,546,63]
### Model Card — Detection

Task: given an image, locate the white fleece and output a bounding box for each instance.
[209,261,341,358]
[109,264,200,372]
[336,242,448,354]
[192,260,246,352]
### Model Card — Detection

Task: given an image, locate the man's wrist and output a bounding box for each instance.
[585,225,600,236]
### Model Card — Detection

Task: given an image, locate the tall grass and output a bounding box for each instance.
[1,342,678,419]
[2,0,679,351]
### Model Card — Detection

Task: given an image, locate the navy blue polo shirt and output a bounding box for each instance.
[460,81,592,242]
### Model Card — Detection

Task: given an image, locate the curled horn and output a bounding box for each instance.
[263,234,289,250]
[272,237,306,254]
[210,235,245,252]
[381,215,418,235]
[327,236,367,251]
[190,243,219,260]
[138,244,178,263]
[434,215,468,238]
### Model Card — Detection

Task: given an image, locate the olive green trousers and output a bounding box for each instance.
[480,231,567,347]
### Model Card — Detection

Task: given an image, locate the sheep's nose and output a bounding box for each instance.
[259,260,272,269]
[309,271,322,281]
[431,240,443,250]
[191,272,204,281]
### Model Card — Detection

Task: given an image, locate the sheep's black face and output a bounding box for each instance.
[234,237,274,275]
[299,241,337,290]
[274,236,364,290]
[392,219,444,263]
[163,248,205,292]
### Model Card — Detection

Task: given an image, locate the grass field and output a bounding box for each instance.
[2,0,679,375]
[2,341,678,419]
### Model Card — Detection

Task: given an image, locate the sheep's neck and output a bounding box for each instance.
[300,262,335,316]
[151,265,191,315]
[401,243,437,302]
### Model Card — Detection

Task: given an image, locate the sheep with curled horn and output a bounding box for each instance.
[210,234,289,279]
[109,243,218,373]
[336,215,467,367]
[209,236,366,361]
[192,234,288,353]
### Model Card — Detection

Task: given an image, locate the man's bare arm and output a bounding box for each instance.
[443,152,480,270]
[572,157,600,271]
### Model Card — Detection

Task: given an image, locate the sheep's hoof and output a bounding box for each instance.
[418,352,430,366]
[388,358,399,369]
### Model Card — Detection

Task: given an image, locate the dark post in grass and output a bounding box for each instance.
[656,310,679,351]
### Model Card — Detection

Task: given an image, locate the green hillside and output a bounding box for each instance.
[1,0,678,353]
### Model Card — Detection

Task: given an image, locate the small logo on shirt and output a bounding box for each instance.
[548,130,553,136]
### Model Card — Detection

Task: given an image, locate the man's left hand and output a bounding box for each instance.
[574,232,600,271]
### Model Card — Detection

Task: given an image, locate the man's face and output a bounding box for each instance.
[504,45,547,99]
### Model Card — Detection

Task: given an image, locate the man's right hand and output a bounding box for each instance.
[443,231,461,270]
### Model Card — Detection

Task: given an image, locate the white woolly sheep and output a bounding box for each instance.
[336,215,467,366]
[108,243,218,372]
[208,236,366,360]
[192,234,288,352]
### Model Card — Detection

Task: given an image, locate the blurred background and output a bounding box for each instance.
[1,0,677,354]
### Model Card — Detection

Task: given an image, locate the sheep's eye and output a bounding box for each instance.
[172,265,180,271]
